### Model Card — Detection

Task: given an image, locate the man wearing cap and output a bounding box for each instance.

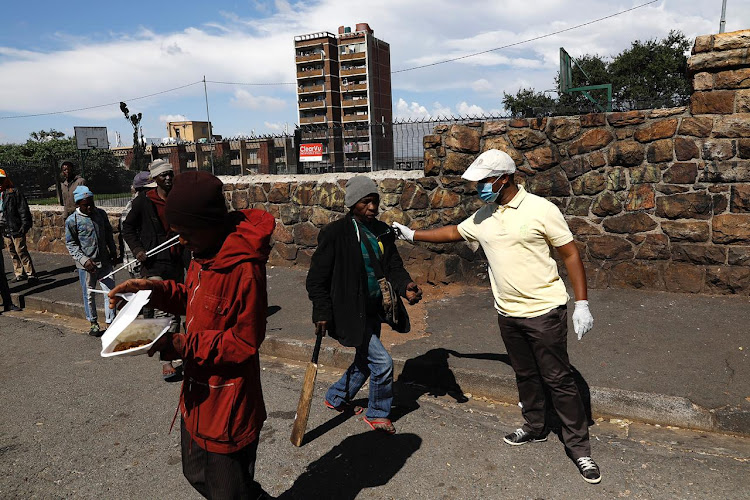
[109,171,275,499]
[392,149,600,484]
[119,171,156,279]
[0,169,37,282]
[122,160,186,381]
[306,175,422,434]
[60,160,86,219]
[65,185,118,336]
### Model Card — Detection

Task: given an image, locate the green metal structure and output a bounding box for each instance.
[559,47,612,112]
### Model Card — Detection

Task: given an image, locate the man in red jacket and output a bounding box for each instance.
[109,171,274,500]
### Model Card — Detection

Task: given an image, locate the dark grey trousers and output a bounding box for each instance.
[181,419,267,500]
[497,305,591,459]
[0,251,12,307]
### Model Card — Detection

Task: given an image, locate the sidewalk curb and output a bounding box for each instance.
[261,338,749,437]
[14,293,749,437]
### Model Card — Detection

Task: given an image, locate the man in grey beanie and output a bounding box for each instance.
[306,175,422,434]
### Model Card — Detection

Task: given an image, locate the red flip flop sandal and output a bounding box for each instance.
[325,400,364,415]
[363,416,396,434]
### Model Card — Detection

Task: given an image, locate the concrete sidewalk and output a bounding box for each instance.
[4,250,749,436]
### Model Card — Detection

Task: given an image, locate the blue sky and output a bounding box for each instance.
[0,0,746,145]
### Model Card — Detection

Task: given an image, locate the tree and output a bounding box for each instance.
[0,131,134,198]
[608,30,691,109]
[29,129,66,142]
[501,31,692,115]
[502,88,557,118]
[120,101,147,171]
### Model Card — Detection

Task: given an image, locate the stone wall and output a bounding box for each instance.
[418,30,750,294]
[26,206,126,257]
[22,30,750,295]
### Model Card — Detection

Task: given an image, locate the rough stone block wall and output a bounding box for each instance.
[26,206,126,259]
[22,30,750,295]
[419,30,750,295]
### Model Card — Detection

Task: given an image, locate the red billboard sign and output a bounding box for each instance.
[299,143,323,162]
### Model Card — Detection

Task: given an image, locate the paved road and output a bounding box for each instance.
[1,311,749,499]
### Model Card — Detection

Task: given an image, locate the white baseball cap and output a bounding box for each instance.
[461,149,516,182]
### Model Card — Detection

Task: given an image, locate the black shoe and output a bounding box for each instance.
[503,428,548,446]
[575,456,601,484]
[3,304,22,313]
[13,275,27,283]
[88,322,103,337]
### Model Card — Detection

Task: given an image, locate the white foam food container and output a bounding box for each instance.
[100,290,172,357]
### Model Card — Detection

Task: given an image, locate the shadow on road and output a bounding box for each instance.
[277,432,422,500]
[391,348,509,421]
[300,397,369,446]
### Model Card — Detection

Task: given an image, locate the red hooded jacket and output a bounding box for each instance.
[149,209,275,454]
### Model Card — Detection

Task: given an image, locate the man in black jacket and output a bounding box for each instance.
[306,176,422,434]
[121,159,186,381]
[0,169,36,282]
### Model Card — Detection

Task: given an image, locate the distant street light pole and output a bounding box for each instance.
[203,75,215,175]
[719,0,727,33]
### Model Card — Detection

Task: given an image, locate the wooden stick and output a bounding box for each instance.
[290,330,324,447]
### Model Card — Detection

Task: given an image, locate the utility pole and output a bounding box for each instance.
[203,75,215,175]
[719,0,727,33]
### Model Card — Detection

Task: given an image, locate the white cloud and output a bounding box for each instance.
[394,98,430,120]
[231,89,287,111]
[159,114,187,122]
[0,0,746,143]
[456,102,486,116]
[472,78,493,93]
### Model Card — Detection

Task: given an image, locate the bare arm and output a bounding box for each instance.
[414,225,464,243]
[555,241,587,301]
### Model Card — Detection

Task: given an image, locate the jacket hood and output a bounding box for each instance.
[207,209,275,270]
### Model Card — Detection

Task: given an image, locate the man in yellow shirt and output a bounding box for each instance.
[392,149,599,484]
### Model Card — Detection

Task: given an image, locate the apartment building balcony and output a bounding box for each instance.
[343,114,369,122]
[298,100,326,110]
[342,98,368,108]
[340,51,366,61]
[344,141,371,153]
[343,129,370,138]
[296,53,324,63]
[300,115,327,125]
[297,69,324,79]
[340,67,366,77]
[231,158,242,166]
[341,82,367,92]
[298,84,325,94]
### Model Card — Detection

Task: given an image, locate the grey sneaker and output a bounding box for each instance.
[503,428,548,446]
[575,456,601,484]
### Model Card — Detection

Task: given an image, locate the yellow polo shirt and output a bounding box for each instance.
[457,185,573,318]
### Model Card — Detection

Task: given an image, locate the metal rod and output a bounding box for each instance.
[719,0,727,33]
[101,235,181,280]
[203,75,215,175]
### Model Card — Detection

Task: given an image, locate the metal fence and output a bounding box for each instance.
[1,156,135,208]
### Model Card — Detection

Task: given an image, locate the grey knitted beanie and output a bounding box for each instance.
[345,176,378,208]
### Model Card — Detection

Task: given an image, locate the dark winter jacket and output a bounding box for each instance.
[148,209,275,454]
[121,189,186,280]
[306,213,413,347]
[1,188,32,237]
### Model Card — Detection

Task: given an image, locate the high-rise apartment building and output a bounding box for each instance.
[294,23,393,172]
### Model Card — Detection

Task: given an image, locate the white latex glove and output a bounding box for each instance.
[391,222,415,243]
[572,300,594,340]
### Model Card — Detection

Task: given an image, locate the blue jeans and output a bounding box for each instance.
[78,267,116,324]
[325,317,393,419]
